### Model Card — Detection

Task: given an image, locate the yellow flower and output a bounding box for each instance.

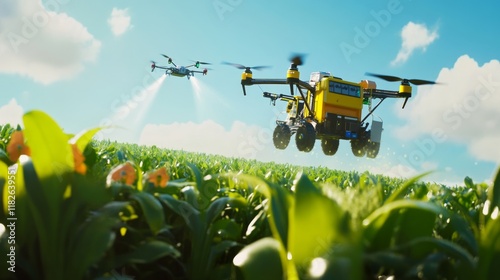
[72,144,87,175]
[6,131,31,162]
[109,162,137,185]
[145,167,169,188]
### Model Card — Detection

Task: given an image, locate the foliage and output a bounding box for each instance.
[0,111,499,279]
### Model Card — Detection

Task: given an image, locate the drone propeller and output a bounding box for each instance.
[161,54,175,66]
[366,73,438,109]
[191,60,211,65]
[222,61,271,71]
[189,60,211,68]
[365,73,437,85]
[289,53,306,67]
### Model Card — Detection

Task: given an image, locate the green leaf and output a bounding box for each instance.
[289,173,344,266]
[205,197,229,226]
[130,192,165,235]
[385,172,432,204]
[363,200,444,251]
[478,208,500,280]
[113,240,180,266]
[398,237,476,273]
[23,110,73,180]
[211,219,242,241]
[66,201,127,279]
[159,194,201,233]
[486,167,500,216]
[70,127,102,152]
[233,237,285,280]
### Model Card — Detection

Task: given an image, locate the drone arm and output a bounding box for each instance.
[368,89,402,99]
[360,97,386,124]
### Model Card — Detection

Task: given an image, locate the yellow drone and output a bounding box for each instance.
[225,55,437,158]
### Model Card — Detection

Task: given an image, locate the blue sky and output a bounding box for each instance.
[1,0,500,185]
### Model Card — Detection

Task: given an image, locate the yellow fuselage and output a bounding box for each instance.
[306,77,363,122]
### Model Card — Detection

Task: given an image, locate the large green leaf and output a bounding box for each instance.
[130,192,165,235]
[23,110,73,180]
[484,167,500,217]
[363,200,444,250]
[233,237,284,280]
[289,173,344,266]
[478,209,500,280]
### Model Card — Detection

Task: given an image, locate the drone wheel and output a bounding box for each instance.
[366,140,380,159]
[321,138,339,156]
[351,139,367,157]
[295,122,316,152]
[273,125,291,150]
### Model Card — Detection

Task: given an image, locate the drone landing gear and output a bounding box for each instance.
[350,139,367,157]
[366,140,380,159]
[273,124,291,150]
[295,122,316,152]
[321,138,339,156]
[350,138,381,158]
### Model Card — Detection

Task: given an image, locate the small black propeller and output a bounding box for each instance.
[192,60,212,65]
[289,53,306,66]
[222,61,271,71]
[365,73,437,85]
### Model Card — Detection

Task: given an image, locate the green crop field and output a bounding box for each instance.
[1,111,499,280]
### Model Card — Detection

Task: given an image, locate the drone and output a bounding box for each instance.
[151,54,211,79]
[226,54,437,159]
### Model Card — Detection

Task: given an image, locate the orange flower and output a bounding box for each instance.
[109,162,137,185]
[72,144,87,175]
[145,167,169,188]
[6,131,31,162]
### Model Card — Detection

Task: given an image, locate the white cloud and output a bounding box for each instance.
[138,120,275,159]
[0,0,101,84]
[108,8,131,37]
[395,55,500,163]
[391,22,438,65]
[0,99,24,126]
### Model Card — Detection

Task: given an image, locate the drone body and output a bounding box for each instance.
[228,55,436,158]
[151,54,210,79]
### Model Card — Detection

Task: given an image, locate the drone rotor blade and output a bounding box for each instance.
[289,53,306,66]
[222,61,246,69]
[193,60,211,65]
[407,79,437,85]
[222,61,270,71]
[365,73,403,82]
[250,66,271,71]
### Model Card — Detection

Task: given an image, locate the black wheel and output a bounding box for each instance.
[366,140,380,159]
[321,138,339,156]
[273,125,291,150]
[350,139,367,157]
[295,122,316,152]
